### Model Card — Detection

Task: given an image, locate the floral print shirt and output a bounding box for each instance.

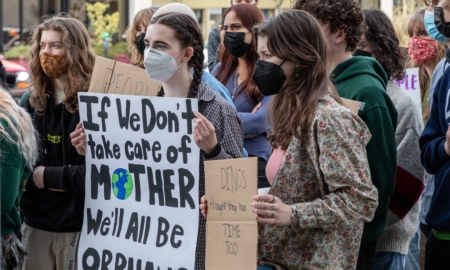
[258,95,378,270]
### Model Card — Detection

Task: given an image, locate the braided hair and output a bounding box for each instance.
[0,61,17,90]
[150,13,204,98]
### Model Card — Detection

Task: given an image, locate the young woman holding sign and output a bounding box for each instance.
[71,11,244,270]
[201,10,378,269]
[19,14,95,270]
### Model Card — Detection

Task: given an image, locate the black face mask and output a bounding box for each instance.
[435,7,450,38]
[252,60,286,96]
[224,32,251,57]
[353,50,373,57]
[134,33,146,55]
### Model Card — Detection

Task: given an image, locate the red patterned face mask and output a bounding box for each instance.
[408,36,437,65]
[39,52,66,79]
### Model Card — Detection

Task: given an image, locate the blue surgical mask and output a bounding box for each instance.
[425,10,449,43]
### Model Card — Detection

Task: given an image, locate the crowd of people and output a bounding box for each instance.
[1,0,450,269]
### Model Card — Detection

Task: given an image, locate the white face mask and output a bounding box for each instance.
[143,48,184,82]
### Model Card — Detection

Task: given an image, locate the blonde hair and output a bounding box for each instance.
[0,89,38,169]
[125,8,156,68]
[28,14,96,116]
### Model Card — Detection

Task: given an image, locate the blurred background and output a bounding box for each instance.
[0,0,426,101]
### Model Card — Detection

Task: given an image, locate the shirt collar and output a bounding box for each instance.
[197,82,215,102]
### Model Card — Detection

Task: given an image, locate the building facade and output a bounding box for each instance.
[1,0,393,52]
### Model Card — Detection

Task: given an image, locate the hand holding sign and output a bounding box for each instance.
[251,195,293,226]
[193,111,218,154]
[200,196,208,218]
[70,122,86,156]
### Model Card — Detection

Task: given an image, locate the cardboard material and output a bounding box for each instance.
[341,98,363,114]
[88,56,161,96]
[204,157,258,270]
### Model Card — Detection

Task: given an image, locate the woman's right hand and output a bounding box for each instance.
[200,196,208,219]
[70,122,86,156]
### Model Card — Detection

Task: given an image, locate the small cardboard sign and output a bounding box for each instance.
[395,68,421,107]
[204,157,258,270]
[88,56,162,96]
[341,98,363,114]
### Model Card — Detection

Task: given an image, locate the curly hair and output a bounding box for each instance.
[150,13,204,99]
[125,8,157,68]
[293,0,363,52]
[362,8,406,81]
[28,13,95,115]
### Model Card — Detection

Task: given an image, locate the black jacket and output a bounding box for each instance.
[20,93,85,232]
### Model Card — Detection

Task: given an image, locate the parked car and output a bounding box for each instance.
[2,59,29,102]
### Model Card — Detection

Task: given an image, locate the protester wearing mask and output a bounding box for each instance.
[211,4,270,189]
[420,0,450,268]
[408,8,446,123]
[357,8,425,270]
[424,0,448,42]
[124,4,236,109]
[71,10,244,270]
[201,10,378,269]
[125,7,157,68]
[207,0,259,71]
[18,15,95,270]
[294,1,398,269]
[417,1,449,268]
[0,61,38,270]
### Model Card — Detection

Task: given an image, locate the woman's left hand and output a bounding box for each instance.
[251,194,292,226]
[193,112,218,154]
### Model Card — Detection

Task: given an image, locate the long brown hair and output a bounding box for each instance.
[125,8,156,68]
[257,10,340,150]
[29,14,95,115]
[150,13,204,98]
[215,3,264,103]
[407,8,446,121]
[363,8,406,81]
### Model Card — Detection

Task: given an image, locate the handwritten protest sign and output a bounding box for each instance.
[395,68,421,107]
[88,56,162,96]
[204,158,258,270]
[77,92,199,270]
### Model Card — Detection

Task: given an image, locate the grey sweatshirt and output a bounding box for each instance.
[376,81,425,254]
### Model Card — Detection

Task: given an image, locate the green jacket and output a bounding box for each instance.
[331,56,397,243]
[1,118,29,235]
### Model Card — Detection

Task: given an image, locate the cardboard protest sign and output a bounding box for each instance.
[77,92,199,270]
[395,68,421,107]
[88,56,162,96]
[204,157,258,270]
[341,98,363,114]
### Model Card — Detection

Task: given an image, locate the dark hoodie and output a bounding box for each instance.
[20,93,85,232]
[331,56,397,243]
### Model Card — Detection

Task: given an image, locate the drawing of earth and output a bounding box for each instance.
[111,168,133,200]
